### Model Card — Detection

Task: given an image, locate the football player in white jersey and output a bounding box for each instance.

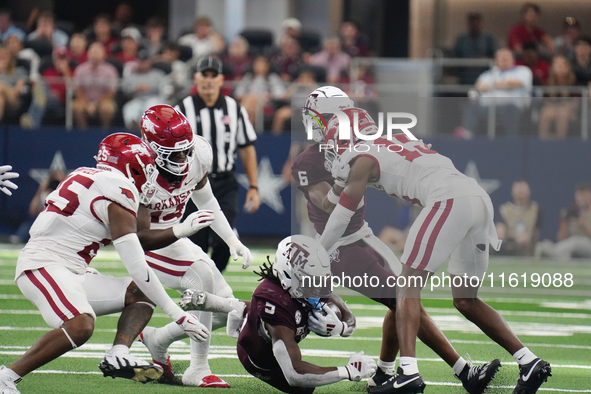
[301,88,503,394]
[0,133,211,394]
[134,105,252,387]
[0,165,19,196]
[319,108,551,394]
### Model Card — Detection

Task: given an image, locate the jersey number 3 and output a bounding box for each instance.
[46,174,95,217]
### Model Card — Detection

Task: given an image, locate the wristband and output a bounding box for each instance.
[327,188,340,205]
[337,366,350,380]
[249,185,258,190]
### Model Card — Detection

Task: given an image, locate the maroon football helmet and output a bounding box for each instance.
[96,133,158,204]
[140,104,195,176]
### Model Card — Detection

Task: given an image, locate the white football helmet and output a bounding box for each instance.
[273,235,332,308]
[302,86,354,143]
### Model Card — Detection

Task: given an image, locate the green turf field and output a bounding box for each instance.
[1,247,590,393]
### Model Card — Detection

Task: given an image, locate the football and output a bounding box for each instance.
[324,302,343,320]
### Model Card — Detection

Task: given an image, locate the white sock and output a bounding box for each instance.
[156,320,187,348]
[513,347,537,365]
[452,357,467,376]
[201,292,243,314]
[377,360,396,375]
[0,367,21,383]
[108,344,130,356]
[189,310,212,372]
[399,357,419,375]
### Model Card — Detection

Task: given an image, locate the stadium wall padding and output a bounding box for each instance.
[0,126,590,241]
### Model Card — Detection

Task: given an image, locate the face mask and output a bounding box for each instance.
[307,297,322,311]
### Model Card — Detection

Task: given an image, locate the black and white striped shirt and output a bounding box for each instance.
[175,93,257,174]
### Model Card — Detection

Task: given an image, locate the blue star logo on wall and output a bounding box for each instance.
[29,151,70,184]
[463,160,500,194]
[237,157,287,214]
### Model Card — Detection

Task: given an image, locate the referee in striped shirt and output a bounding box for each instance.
[176,56,260,272]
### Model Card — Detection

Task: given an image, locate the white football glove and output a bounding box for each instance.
[342,322,356,337]
[179,288,203,311]
[331,156,350,188]
[308,304,346,337]
[175,312,210,342]
[344,351,376,381]
[226,302,247,338]
[172,210,214,239]
[228,239,254,269]
[0,165,19,196]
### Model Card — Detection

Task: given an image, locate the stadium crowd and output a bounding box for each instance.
[448,3,591,139]
[0,6,372,133]
[1,2,591,139]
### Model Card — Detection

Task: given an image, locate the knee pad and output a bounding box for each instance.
[180,260,215,293]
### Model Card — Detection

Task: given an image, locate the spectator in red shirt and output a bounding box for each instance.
[270,36,303,82]
[516,41,549,85]
[340,21,370,57]
[68,33,88,66]
[88,14,119,56]
[507,3,553,55]
[114,27,141,64]
[222,36,252,81]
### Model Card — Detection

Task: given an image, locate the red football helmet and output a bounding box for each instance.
[96,133,158,204]
[140,104,195,176]
[323,107,378,164]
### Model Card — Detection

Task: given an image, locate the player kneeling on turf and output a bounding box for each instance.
[230,235,375,393]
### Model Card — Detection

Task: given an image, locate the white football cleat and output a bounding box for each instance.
[182,366,230,388]
[99,351,163,383]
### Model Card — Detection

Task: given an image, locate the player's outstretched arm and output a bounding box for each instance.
[136,204,214,251]
[108,203,210,342]
[191,176,253,269]
[319,157,374,253]
[269,324,375,387]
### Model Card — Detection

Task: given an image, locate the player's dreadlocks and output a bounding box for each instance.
[254,256,280,285]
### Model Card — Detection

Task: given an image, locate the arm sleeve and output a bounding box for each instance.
[190,179,235,243]
[318,194,358,253]
[113,233,185,321]
[272,340,346,387]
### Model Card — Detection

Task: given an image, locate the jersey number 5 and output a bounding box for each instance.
[46,174,94,217]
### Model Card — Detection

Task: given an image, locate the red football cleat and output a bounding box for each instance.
[197,375,231,388]
[153,357,175,384]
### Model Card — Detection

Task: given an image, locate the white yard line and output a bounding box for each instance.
[25,370,591,392]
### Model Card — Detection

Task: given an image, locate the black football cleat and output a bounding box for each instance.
[366,366,395,391]
[456,358,501,394]
[369,367,426,394]
[99,354,163,383]
[513,358,552,394]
